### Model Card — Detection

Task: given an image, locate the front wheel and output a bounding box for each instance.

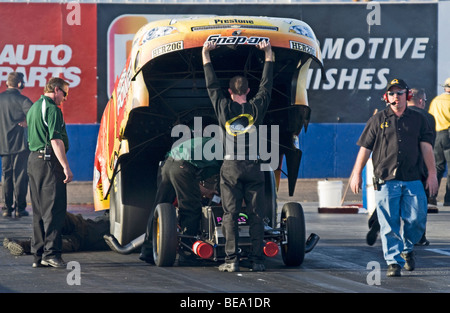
[280,202,306,266]
[152,203,178,266]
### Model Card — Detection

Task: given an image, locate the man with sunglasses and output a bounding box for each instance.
[350,78,438,277]
[26,77,73,268]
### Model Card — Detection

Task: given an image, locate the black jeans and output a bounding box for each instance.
[220,160,265,263]
[1,150,29,212]
[434,130,450,204]
[28,151,67,260]
[141,158,202,255]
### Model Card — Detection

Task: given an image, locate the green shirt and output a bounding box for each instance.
[26,95,69,152]
[168,136,222,179]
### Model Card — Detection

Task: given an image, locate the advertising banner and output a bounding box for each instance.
[97,3,437,124]
[300,3,437,123]
[0,3,97,123]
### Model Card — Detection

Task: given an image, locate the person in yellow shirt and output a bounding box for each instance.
[428,78,450,205]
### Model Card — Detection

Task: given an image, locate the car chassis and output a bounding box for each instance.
[105,171,319,267]
[95,15,324,267]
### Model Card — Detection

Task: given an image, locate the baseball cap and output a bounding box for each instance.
[386,78,408,91]
[443,78,450,88]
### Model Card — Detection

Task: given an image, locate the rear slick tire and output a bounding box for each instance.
[280,202,306,266]
[152,203,178,267]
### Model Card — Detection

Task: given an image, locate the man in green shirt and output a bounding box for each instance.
[140,123,222,265]
[26,77,73,268]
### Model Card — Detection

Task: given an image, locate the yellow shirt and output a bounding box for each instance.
[428,93,450,131]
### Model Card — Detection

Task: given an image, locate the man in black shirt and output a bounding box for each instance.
[350,79,438,277]
[366,88,436,247]
[202,39,273,272]
[0,72,33,217]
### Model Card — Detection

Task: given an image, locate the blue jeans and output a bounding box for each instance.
[375,180,427,266]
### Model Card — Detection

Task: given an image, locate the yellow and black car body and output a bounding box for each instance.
[93,15,324,247]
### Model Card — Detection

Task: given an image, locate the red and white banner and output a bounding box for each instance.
[0,3,97,123]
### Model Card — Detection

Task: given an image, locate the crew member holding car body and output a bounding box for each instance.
[202,39,274,272]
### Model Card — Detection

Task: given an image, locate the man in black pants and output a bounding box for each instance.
[202,39,274,272]
[0,72,33,217]
[26,77,73,268]
[139,133,221,265]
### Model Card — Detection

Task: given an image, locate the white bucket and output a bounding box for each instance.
[317,180,343,207]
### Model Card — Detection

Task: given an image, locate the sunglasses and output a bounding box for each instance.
[387,91,406,96]
[58,87,68,98]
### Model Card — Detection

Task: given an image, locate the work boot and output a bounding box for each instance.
[218,261,239,272]
[386,264,401,277]
[401,251,415,271]
[6,238,31,255]
[7,240,26,256]
[139,252,155,265]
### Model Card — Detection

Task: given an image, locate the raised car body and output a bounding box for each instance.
[93,15,324,245]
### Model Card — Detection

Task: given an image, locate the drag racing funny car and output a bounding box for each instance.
[93,15,324,266]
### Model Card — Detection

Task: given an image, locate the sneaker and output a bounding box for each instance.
[401,251,415,271]
[218,262,239,272]
[387,264,401,277]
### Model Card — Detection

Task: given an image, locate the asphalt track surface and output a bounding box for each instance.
[1,179,450,301]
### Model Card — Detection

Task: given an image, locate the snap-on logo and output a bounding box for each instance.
[207,34,269,45]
